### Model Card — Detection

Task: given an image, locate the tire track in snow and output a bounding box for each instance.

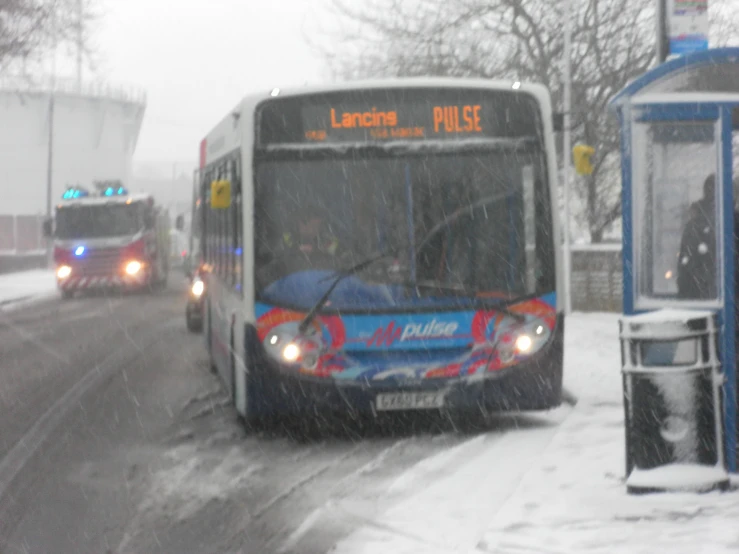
[250,443,366,520]
[0,297,124,363]
[275,438,413,553]
[0,316,178,504]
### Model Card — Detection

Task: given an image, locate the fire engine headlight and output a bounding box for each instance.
[125,260,142,276]
[191,279,204,297]
[57,265,72,279]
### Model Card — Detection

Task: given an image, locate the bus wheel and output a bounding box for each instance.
[238,327,276,432]
[238,372,270,433]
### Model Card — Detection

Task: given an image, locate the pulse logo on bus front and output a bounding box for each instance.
[367,319,459,347]
[305,104,485,142]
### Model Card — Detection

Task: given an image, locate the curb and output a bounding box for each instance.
[561,387,579,407]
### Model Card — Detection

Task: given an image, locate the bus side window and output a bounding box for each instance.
[217,165,227,279]
[203,172,213,269]
[232,157,243,295]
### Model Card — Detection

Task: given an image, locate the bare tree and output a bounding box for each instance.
[0,0,97,75]
[320,0,739,242]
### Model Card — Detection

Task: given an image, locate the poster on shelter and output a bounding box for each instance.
[668,0,709,56]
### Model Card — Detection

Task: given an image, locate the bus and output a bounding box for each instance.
[198,79,563,426]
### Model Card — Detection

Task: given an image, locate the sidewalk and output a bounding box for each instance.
[478,317,739,554]
[330,313,739,554]
[0,269,58,307]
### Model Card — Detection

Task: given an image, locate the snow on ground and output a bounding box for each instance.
[0,269,58,308]
[332,313,739,554]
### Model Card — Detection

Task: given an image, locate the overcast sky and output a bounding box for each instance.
[94,0,334,169]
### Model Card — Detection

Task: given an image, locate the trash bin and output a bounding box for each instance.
[619,309,730,494]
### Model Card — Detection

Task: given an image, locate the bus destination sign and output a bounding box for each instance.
[257,88,540,146]
[302,103,487,143]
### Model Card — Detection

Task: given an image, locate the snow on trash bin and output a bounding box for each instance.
[619,309,729,494]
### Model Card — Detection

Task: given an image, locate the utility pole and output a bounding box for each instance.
[46,99,55,227]
[562,0,573,314]
[76,0,84,91]
[46,15,58,267]
[657,0,669,64]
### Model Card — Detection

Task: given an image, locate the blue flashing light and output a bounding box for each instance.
[62,186,89,200]
[105,187,114,196]
[117,187,125,195]
[235,247,243,256]
[74,246,85,256]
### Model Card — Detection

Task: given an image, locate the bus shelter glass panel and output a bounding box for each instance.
[631,116,721,307]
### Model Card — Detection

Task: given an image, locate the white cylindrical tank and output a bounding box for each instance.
[0,77,147,215]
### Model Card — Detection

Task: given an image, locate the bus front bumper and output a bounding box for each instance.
[246,315,564,417]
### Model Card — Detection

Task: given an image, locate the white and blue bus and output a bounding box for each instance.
[198,79,563,425]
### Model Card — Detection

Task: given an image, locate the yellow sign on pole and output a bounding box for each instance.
[211,179,231,209]
[572,144,595,176]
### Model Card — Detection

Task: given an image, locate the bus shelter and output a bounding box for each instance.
[609,47,739,472]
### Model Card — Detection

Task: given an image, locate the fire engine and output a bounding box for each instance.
[43,181,171,299]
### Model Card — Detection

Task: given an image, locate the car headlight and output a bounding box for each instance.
[57,265,72,279]
[125,260,142,275]
[191,279,204,297]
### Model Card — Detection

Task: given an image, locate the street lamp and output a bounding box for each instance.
[562,0,573,314]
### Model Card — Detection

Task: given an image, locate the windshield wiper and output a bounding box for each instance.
[394,280,526,321]
[297,250,394,334]
[298,190,516,334]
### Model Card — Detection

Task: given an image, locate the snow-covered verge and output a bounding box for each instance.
[477,312,739,554]
[332,312,739,554]
[0,269,58,308]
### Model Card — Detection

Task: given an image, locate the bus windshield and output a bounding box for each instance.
[56,203,143,240]
[255,148,554,312]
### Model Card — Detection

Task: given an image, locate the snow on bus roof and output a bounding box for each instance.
[57,192,151,207]
[259,77,549,100]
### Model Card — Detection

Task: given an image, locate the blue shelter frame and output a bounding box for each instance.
[610,48,739,472]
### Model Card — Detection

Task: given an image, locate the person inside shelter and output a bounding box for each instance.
[677,174,718,300]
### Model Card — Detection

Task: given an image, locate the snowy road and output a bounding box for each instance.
[1,276,736,553]
[0,274,569,553]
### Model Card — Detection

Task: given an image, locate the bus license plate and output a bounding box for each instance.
[375,391,446,411]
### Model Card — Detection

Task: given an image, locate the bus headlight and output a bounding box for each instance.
[263,322,322,369]
[279,339,320,368]
[57,265,72,279]
[282,342,301,362]
[515,334,533,353]
[191,279,204,297]
[125,260,142,275]
[497,321,550,363]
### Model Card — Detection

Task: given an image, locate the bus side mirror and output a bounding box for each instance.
[573,144,595,176]
[175,214,185,231]
[42,218,53,238]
